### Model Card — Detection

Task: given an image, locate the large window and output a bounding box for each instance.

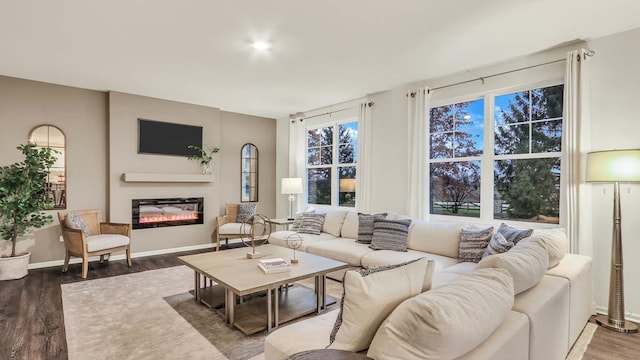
[306,121,358,207]
[429,83,563,224]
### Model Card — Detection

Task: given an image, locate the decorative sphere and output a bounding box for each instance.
[285,233,304,250]
[240,214,272,248]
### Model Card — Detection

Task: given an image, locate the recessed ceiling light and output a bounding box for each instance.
[251,41,272,51]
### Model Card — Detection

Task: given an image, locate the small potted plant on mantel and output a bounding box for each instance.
[0,143,57,280]
[188,145,220,175]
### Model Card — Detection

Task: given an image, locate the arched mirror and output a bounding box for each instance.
[28,125,66,209]
[241,143,258,202]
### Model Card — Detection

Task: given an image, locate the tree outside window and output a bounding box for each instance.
[306,121,358,207]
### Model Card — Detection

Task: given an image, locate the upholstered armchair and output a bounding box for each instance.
[215,203,257,251]
[57,209,132,278]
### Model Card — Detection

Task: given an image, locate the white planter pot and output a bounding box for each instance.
[0,252,30,280]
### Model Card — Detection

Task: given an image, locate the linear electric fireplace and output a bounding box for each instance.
[132,197,204,230]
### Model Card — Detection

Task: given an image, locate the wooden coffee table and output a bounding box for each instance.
[178,244,348,335]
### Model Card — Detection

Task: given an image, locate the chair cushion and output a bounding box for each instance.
[477,236,548,294]
[86,234,130,252]
[218,222,250,235]
[65,212,90,237]
[236,203,257,223]
[369,218,412,251]
[328,258,430,352]
[367,268,514,360]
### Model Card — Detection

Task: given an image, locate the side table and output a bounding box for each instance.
[287,349,372,360]
[268,217,295,230]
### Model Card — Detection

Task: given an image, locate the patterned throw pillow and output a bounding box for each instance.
[65,212,90,237]
[357,212,388,244]
[296,213,326,235]
[497,223,533,245]
[369,218,412,252]
[290,209,316,231]
[236,203,257,223]
[459,226,494,263]
[482,231,514,258]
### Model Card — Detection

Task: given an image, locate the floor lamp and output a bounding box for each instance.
[586,149,640,333]
[281,178,303,220]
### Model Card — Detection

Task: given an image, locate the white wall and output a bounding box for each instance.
[587,27,640,321]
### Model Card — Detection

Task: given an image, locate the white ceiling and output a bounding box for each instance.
[2,0,640,119]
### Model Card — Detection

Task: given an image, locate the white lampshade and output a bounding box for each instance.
[281,178,303,194]
[586,149,640,183]
[339,178,356,192]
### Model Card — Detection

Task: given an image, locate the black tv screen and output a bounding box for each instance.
[138,119,203,157]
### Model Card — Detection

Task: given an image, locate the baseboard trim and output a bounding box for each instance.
[27,243,216,270]
[595,305,640,324]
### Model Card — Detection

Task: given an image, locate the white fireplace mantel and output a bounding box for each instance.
[122,173,213,183]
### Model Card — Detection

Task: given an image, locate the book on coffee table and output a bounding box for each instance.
[258,258,291,274]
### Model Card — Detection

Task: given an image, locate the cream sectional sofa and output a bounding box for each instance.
[265,209,592,360]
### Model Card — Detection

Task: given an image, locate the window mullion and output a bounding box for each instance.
[480,93,494,222]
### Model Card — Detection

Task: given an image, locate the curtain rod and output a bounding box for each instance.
[408,50,596,97]
[291,102,374,122]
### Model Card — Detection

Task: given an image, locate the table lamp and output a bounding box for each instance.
[281,178,303,220]
[586,149,640,333]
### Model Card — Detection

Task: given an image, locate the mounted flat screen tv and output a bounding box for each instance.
[138,119,202,157]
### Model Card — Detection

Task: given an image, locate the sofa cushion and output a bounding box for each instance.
[306,238,374,266]
[477,236,549,294]
[532,228,568,268]
[456,311,530,360]
[264,310,338,360]
[86,234,130,252]
[441,261,476,274]
[482,231,514,258]
[340,211,359,239]
[369,218,412,251]
[321,209,349,237]
[297,212,326,235]
[459,226,494,263]
[236,203,256,223]
[268,231,336,252]
[497,222,533,245]
[357,212,387,244]
[367,268,515,360]
[328,258,430,352]
[360,249,457,272]
[407,220,465,258]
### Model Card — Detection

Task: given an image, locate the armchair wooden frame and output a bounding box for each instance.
[215,214,241,252]
[58,209,132,278]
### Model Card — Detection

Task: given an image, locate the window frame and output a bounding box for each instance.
[428,78,564,228]
[305,116,358,209]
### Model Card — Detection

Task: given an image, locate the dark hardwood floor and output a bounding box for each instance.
[1,249,639,359]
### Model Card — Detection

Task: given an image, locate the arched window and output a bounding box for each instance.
[241,143,258,202]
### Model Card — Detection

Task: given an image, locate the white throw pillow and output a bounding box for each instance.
[340,211,359,239]
[367,268,514,360]
[321,209,349,237]
[328,258,432,352]
[476,236,548,294]
[532,228,568,268]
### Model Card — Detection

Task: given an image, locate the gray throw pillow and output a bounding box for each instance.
[65,212,90,237]
[236,203,257,223]
[482,231,514,258]
[296,212,326,235]
[497,223,533,245]
[369,218,412,252]
[357,212,388,244]
[459,226,494,263]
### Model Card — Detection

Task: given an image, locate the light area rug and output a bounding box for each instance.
[62,265,596,360]
[61,265,343,360]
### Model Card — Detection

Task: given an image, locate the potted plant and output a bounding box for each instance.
[0,143,57,280]
[188,145,220,175]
